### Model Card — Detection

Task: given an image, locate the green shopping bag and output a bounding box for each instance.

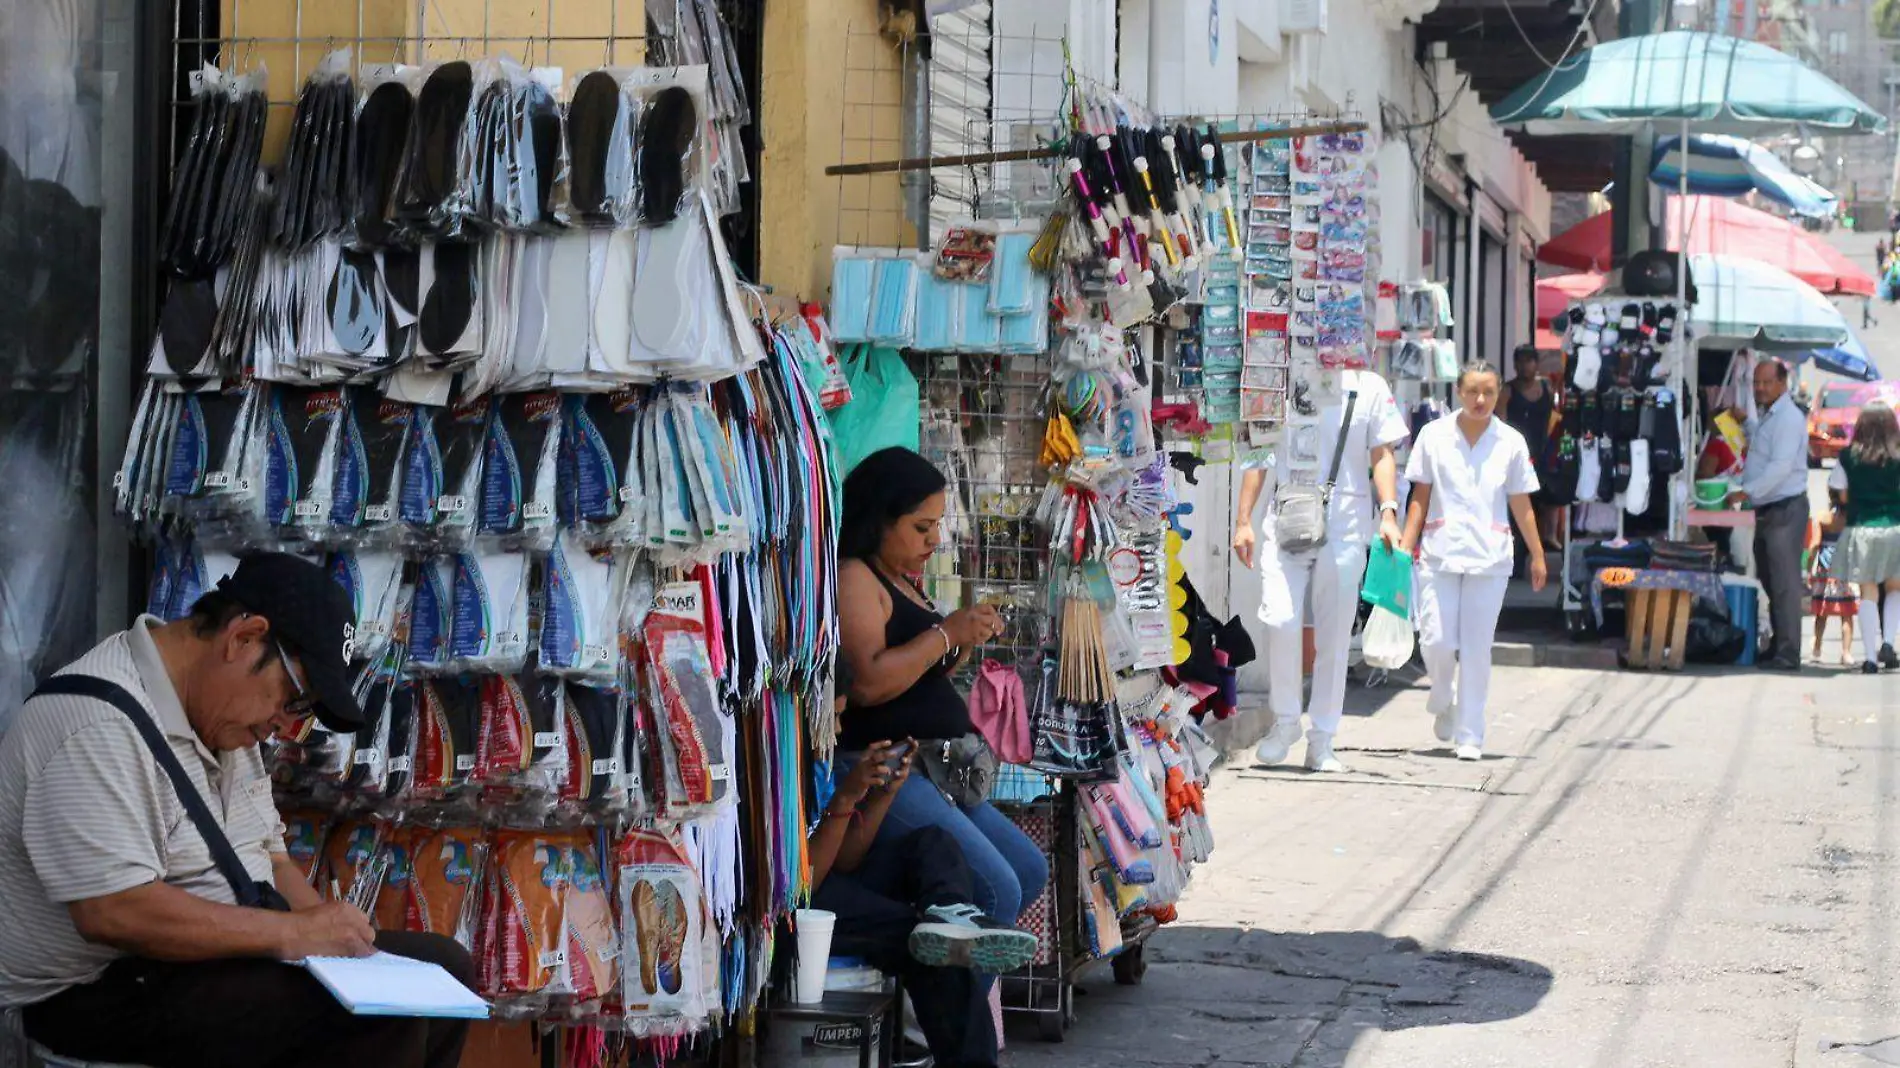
[825,344,920,475]
[1361,541,1415,618]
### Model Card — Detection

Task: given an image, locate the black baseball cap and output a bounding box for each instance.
[211,553,365,732]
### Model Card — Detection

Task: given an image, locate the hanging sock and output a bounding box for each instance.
[1861,600,1883,664]
[1624,441,1651,515]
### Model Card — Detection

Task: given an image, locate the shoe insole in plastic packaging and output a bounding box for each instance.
[615,831,705,1014]
[525,80,561,224]
[382,246,421,363]
[590,229,637,376]
[405,827,482,942]
[561,683,626,806]
[484,392,561,541]
[327,248,385,359]
[477,670,566,790]
[450,549,531,670]
[157,278,219,377]
[420,240,478,358]
[328,550,406,664]
[540,531,625,680]
[378,679,417,801]
[567,71,630,223]
[637,86,696,226]
[281,812,329,883]
[369,827,420,931]
[399,404,444,529]
[348,670,396,794]
[400,62,475,227]
[262,387,343,528]
[557,393,631,526]
[322,822,384,905]
[560,843,619,1001]
[417,674,481,793]
[469,80,510,224]
[408,555,456,671]
[541,233,592,378]
[353,81,414,248]
[486,832,568,996]
[431,395,489,541]
[162,392,212,500]
[629,216,703,364]
[345,387,410,527]
[508,238,554,386]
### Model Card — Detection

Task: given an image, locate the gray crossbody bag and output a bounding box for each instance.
[1272,389,1357,554]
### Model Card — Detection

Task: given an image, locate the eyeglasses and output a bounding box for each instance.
[273,638,318,716]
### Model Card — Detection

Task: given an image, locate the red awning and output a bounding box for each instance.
[1536,196,1875,297]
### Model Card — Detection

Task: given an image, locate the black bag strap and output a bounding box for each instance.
[1322,389,1360,493]
[32,674,266,909]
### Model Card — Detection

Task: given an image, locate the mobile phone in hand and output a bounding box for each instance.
[883,741,912,772]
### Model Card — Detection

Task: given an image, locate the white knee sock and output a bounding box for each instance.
[1885,591,1900,648]
[1860,600,1883,663]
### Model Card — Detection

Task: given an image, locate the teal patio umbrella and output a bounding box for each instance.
[1688,253,1853,351]
[1490,31,1886,137]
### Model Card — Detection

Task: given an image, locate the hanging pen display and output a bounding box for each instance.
[1203,124,1244,260]
[1147,128,1198,269]
[1091,134,1155,285]
[1065,139,1132,290]
[1120,127,1180,270]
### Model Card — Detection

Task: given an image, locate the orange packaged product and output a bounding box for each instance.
[484,831,618,1005]
[401,827,486,946]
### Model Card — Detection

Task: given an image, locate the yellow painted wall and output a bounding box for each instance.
[207,0,905,305]
[758,0,913,302]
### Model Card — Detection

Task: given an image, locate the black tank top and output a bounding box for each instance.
[838,569,973,750]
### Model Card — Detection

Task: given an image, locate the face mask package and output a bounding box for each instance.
[827,250,877,344]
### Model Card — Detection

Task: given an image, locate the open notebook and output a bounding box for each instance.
[301,952,492,1019]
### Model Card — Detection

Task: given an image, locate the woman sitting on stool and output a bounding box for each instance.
[806,663,1039,1068]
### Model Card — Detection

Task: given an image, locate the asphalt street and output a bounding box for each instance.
[998,225,1900,1068]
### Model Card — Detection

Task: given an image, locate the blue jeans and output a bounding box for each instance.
[871,772,1049,926]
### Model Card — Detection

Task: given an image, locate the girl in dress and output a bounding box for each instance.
[1807,515,1858,665]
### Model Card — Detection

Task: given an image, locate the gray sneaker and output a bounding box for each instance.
[909,903,1039,972]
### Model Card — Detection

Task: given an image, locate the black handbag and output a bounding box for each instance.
[915,733,999,809]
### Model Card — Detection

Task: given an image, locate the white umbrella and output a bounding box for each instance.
[1688,252,1852,351]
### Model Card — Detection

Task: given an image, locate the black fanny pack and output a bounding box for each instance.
[32,674,292,912]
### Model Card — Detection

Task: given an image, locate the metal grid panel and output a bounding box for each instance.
[172,0,648,166]
[831,20,1072,252]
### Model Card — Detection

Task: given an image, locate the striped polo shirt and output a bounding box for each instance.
[0,616,287,1006]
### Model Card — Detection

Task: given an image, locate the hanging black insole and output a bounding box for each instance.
[401,62,475,225]
[354,82,415,248]
[348,385,410,516]
[469,80,507,222]
[638,86,697,225]
[328,247,384,357]
[525,81,561,224]
[273,75,356,250]
[567,71,625,220]
[382,245,419,363]
[385,679,418,797]
[564,682,623,803]
[202,91,267,274]
[159,278,219,377]
[420,240,476,356]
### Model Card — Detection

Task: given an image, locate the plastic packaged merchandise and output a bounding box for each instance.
[161,63,269,280]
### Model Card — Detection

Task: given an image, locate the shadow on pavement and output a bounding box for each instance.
[1004,926,1552,1067]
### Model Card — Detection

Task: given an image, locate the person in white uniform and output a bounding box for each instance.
[1234,369,1410,772]
[1400,361,1547,762]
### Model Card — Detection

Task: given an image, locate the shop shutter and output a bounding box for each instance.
[928,2,994,238]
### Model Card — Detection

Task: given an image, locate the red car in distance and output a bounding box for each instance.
[1811,381,1900,465]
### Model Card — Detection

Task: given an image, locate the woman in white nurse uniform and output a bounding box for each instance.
[1233,369,1411,772]
[1400,361,1547,762]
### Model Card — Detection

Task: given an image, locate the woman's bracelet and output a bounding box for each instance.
[822,808,855,821]
[930,624,952,658]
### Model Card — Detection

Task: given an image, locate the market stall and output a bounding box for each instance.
[104,5,875,1065]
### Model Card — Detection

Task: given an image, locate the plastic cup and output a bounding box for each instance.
[792,908,837,1004]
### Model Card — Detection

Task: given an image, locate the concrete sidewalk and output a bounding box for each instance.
[1004,647,1900,1067]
